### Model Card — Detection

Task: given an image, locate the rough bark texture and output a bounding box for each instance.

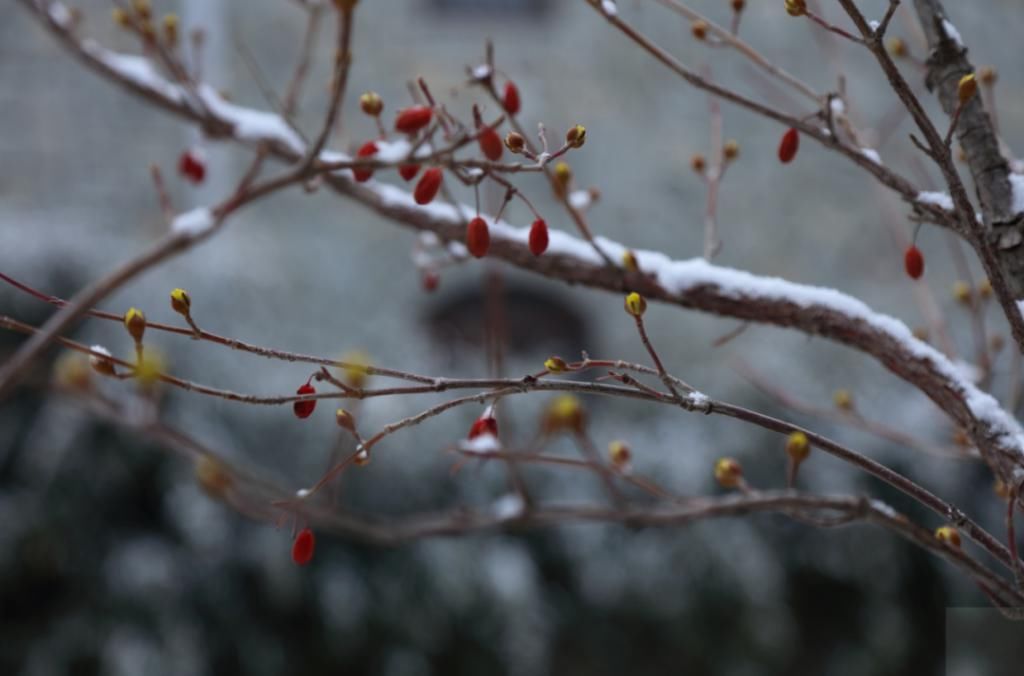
[914,0,1024,294]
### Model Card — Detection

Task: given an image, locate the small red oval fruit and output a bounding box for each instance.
[178,150,206,184]
[468,416,498,439]
[394,106,433,134]
[398,163,421,181]
[291,528,315,566]
[353,141,378,183]
[414,167,443,205]
[422,270,439,292]
[503,81,521,116]
[904,245,924,279]
[293,383,316,419]
[478,126,503,162]
[466,217,490,258]
[778,127,799,164]
[528,218,549,256]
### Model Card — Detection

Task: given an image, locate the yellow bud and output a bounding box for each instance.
[170,288,191,316]
[952,280,971,304]
[691,20,708,40]
[162,13,178,45]
[957,73,977,104]
[359,91,383,116]
[54,351,91,390]
[566,124,586,149]
[833,388,853,411]
[785,431,810,462]
[723,139,740,161]
[553,161,572,184]
[504,131,525,154]
[335,408,356,433]
[339,350,371,388]
[132,0,151,19]
[784,0,807,17]
[978,278,993,299]
[690,153,706,174]
[112,7,130,27]
[139,19,156,42]
[622,249,639,272]
[887,37,907,58]
[624,292,647,318]
[124,307,146,343]
[609,440,632,467]
[195,455,232,498]
[543,394,585,434]
[714,457,743,488]
[934,525,961,549]
[134,349,165,387]
[544,356,569,373]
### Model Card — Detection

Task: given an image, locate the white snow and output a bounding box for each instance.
[601,0,618,17]
[829,98,846,116]
[81,40,186,105]
[860,148,882,165]
[568,190,593,210]
[171,208,215,238]
[1009,173,1024,214]
[198,85,305,155]
[460,434,501,454]
[49,1,72,27]
[917,191,954,211]
[492,494,526,520]
[868,20,880,32]
[941,18,964,47]
[953,360,983,385]
[89,344,112,358]
[471,64,493,80]
[869,499,898,519]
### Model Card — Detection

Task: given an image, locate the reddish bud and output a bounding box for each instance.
[466,217,490,258]
[503,81,521,115]
[478,126,503,162]
[778,127,799,164]
[293,383,316,419]
[422,270,440,292]
[291,528,315,566]
[398,163,421,181]
[468,415,498,439]
[414,167,443,205]
[394,106,433,134]
[353,141,378,182]
[904,245,925,280]
[528,218,549,256]
[178,150,206,184]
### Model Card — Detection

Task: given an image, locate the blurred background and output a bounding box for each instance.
[3,0,1024,674]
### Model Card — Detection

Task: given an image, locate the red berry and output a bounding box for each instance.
[395,106,433,134]
[503,81,521,116]
[293,383,316,419]
[353,141,378,183]
[178,150,206,184]
[528,218,549,256]
[398,163,421,181]
[422,270,440,292]
[414,167,443,205]
[466,217,490,258]
[478,126,503,162]
[291,528,315,566]
[778,127,799,164]
[468,416,498,439]
[904,245,925,280]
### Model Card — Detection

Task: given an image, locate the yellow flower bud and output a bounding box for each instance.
[335,408,357,433]
[714,457,743,488]
[132,0,152,19]
[785,431,810,462]
[162,13,178,45]
[339,350,371,388]
[624,292,647,318]
[170,288,191,316]
[112,7,131,27]
[544,356,569,373]
[978,278,993,299]
[952,280,971,304]
[54,351,91,390]
[134,349,165,387]
[934,525,961,548]
[691,20,708,40]
[195,455,232,498]
[957,73,977,104]
[359,91,383,116]
[609,440,632,467]
[622,249,639,272]
[124,307,146,343]
[543,394,585,435]
[723,139,740,161]
[565,124,586,149]
[887,37,907,58]
[553,161,572,198]
[784,0,807,17]
[833,388,853,411]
